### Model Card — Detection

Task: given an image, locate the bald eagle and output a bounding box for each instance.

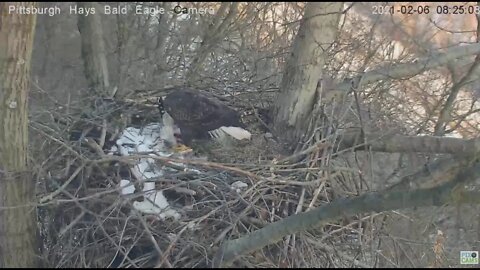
[158,89,251,146]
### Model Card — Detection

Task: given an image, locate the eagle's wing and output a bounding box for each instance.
[195,99,227,131]
[164,91,224,130]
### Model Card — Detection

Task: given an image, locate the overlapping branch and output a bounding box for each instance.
[214,158,480,267]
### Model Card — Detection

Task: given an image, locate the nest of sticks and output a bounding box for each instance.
[32,89,382,268]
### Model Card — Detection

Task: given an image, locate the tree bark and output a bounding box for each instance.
[339,130,480,155]
[77,2,111,96]
[273,2,343,150]
[0,2,39,267]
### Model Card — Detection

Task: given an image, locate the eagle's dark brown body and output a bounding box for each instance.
[159,89,246,144]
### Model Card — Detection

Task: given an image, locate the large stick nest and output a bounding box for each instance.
[32,87,387,268]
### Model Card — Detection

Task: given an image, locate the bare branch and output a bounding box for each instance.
[339,130,480,156]
[214,160,480,267]
[336,43,480,94]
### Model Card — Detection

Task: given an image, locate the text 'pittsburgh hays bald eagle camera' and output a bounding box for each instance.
[158,89,252,149]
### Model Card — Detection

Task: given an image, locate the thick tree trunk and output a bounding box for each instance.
[273,3,343,151]
[77,2,111,96]
[0,2,39,267]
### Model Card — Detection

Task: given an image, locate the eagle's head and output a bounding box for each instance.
[158,97,192,153]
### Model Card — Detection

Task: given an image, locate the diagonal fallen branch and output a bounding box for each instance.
[213,160,480,267]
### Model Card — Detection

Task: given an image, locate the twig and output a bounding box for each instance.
[39,164,86,204]
[93,155,261,180]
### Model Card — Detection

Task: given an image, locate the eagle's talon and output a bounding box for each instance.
[172,144,193,153]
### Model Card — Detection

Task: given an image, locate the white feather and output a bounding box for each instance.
[209,126,251,141]
[208,129,222,140]
[221,126,251,140]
